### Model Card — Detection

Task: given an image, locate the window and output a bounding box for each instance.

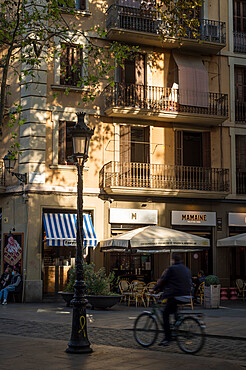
[236,135,246,193]
[59,0,86,11]
[235,66,246,122]
[175,131,211,168]
[234,0,246,32]
[58,121,74,165]
[60,44,83,86]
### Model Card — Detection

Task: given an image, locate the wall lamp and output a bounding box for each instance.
[3,153,27,184]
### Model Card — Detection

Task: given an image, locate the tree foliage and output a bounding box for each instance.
[0,0,202,155]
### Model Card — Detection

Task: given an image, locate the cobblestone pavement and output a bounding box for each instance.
[1,317,246,364]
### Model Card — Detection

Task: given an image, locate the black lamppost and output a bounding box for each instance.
[3,153,27,184]
[66,112,94,354]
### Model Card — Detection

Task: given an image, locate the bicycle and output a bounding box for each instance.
[133,301,206,354]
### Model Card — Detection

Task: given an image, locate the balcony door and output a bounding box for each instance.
[120,54,146,108]
[120,125,150,187]
[235,66,246,122]
[175,131,211,190]
[236,135,246,194]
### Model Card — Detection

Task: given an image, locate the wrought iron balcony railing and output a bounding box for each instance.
[100,162,230,193]
[105,83,228,117]
[235,100,246,123]
[106,4,226,44]
[234,31,246,53]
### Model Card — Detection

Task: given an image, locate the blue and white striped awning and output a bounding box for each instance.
[43,213,97,247]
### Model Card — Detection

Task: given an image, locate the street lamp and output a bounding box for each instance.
[66,112,94,354]
[3,152,27,184]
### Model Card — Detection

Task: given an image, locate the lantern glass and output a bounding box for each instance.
[72,136,86,157]
[3,154,16,170]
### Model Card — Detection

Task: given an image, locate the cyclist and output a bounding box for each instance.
[153,253,192,346]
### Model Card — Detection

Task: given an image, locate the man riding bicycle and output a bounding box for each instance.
[153,253,192,346]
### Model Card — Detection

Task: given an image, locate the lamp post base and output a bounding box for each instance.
[66,343,93,354]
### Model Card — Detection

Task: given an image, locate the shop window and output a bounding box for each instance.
[60,44,83,86]
[58,121,74,165]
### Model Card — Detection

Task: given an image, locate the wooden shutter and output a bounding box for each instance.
[175,130,183,165]
[135,54,145,85]
[235,67,245,102]
[236,135,246,169]
[58,121,66,164]
[120,125,131,163]
[143,126,150,163]
[60,45,67,85]
[202,132,211,168]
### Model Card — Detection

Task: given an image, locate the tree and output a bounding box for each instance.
[0,0,202,155]
[0,0,136,153]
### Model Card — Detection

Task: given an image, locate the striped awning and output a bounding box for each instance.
[43,213,97,247]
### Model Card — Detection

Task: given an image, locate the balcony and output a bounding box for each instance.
[99,161,230,199]
[106,4,226,54]
[235,101,246,123]
[105,83,228,126]
[234,31,246,53]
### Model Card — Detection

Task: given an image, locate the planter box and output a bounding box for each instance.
[58,291,122,309]
[204,285,221,308]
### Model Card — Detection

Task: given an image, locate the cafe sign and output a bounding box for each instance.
[110,208,158,224]
[228,213,246,226]
[172,211,216,226]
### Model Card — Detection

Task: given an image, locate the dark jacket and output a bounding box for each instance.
[9,273,22,291]
[0,272,11,289]
[155,262,192,298]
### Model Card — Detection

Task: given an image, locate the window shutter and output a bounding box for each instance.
[202,132,211,168]
[135,53,145,85]
[175,130,183,165]
[60,45,67,85]
[236,135,246,169]
[58,121,66,164]
[235,67,244,101]
[143,126,150,163]
[120,125,131,163]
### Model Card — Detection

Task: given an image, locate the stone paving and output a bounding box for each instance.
[0,301,246,365]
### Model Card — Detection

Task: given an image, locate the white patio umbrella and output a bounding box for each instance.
[100,225,210,253]
[217,233,246,247]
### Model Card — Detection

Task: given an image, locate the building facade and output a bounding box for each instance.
[0,0,246,301]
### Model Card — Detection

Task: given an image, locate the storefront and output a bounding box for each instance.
[171,210,216,275]
[217,213,246,283]
[105,208,157,282]
[102,208,210,282]
[42,211,97,294]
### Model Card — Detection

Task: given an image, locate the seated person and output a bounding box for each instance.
[0,267,22,305]
[0,267,12,291]
[193,270,206,299]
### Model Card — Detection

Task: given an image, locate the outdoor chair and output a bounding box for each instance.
[236,279,246,302]
[196,282,205,305]
[128,280,146,307]
[118,280,132,304]
[145,281,157,307]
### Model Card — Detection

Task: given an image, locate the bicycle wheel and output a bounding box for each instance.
[176,316,205,354]
[134,312,158,347]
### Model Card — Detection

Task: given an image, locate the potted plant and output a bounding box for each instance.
[204,275,221,309]
[59,263,122,309]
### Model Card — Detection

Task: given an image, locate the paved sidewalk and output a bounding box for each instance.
[0,334,244,370]
[0,300,246,369]
[0,299,245,338]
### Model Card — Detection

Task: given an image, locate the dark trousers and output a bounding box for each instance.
[163,297,179,341]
